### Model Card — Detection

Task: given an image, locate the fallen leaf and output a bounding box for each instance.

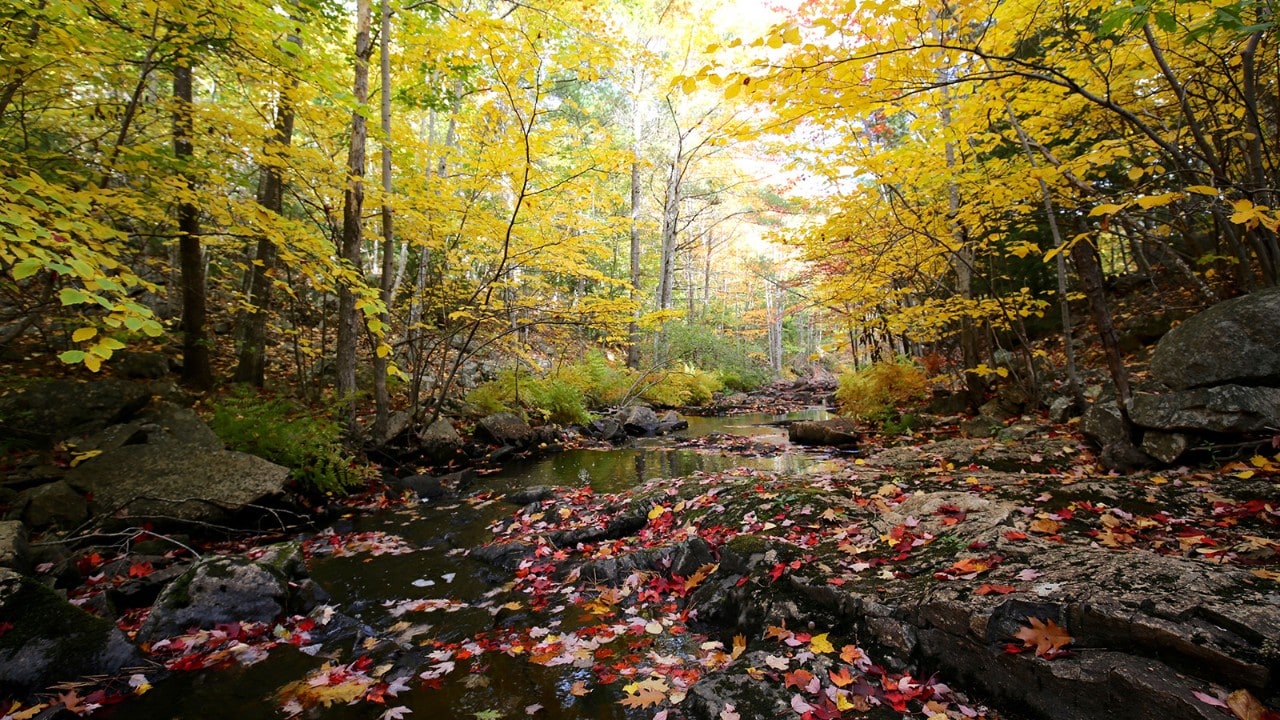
[808,632,835,654]
[1014,617,1072,658]
[975,584,1017,595]
[1227,688,1280,720]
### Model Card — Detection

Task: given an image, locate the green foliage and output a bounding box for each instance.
[664,324,770,392]
[465,369,591,425]
[835,360,929,420]
[640,365,723,407]
[207,388,361,496]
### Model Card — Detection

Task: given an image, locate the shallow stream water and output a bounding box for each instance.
[109,409,833,720]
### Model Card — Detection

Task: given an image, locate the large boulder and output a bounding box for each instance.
[1130,386,1280,434]
[0,569,140,695]
[474,412,534,447]
[17,480,89,529]
[0,379,154,446]
[136,545,310,643]
[1150,288,1280,390]
[418,416,463,459]
[73,402,222,454]
[620,405,660,436]
[65,446,289,527]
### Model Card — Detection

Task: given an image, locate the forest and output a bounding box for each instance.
[2,0,1277,429]
[2,0,1280,717]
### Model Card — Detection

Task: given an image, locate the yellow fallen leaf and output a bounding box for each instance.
[809,633,835,654]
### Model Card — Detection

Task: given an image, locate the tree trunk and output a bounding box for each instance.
[234,28,299,386]
[657,153,680,311]
[337,0,372,423]
[372,0,394,441]
[1071,238,1132,418]
[174,58,212,390]
[626,159,642,369]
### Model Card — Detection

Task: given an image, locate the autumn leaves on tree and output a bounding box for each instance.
[4,0,1280,427]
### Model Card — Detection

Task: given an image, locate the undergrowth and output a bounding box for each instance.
[206,387,363,495]
[836,360,929,423]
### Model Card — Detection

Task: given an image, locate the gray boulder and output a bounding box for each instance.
[418,416,463,459]
[18,480,89,529]
[586,417,627,442]
[656,410,689,434]
[74,403,223,454]
[620,405,660,436]
[0,522,29,572]
[1081,401,1129,447]
[1150,288,1280,390]
[0,568,140,694]
[65,442,289,527]
[1141,430,1191,464]
[1130,386,1280,434]
[0,379,153,445]
[137,547,306,642]
[475,412,533,447]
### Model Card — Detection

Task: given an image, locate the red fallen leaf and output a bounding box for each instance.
[1003,643,1028,654]
[769,563,787,582]
[974,584,1017,595]
[0,621,13,638]
[128,561,154,578]
[1003,531,1028,541]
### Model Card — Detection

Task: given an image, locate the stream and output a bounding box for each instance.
[109,409,835,720]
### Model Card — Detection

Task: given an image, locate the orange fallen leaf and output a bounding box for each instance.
[1227,688,1280,720]
[1014,617,1072,658]
[828,667,854,688]
[974,584,1016,595]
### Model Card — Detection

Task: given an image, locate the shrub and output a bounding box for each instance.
[835,360,929,420]
[207,387,362,496]
[640,365,723,407]
[465,370,591,425]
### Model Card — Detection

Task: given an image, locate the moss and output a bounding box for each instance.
[0,572,122,685]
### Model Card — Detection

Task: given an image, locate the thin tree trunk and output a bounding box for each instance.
[337,0,372,424]
[626,159,642,369]
[372,0,394,441]
[174,57,212,390]
[235,28,299,386]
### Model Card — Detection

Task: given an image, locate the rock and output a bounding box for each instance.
[418,417,463,459]
[656,410,689,434]
[586,417,626,443]
[115,351,170,379]
[1130,386,1280,434]
[787,418,859,447]
[506,486,557,505]
[474,412,533,447]
[0,568,141,695]
[959,415,1001,438]
[1048,396,1077,423]
[74,402,223,454]
[619,405,660,436]
[0,522,30,572]
[1141,430,1191,464]
[0,379,153,446]
[374,410,414,447]
[997,423,1037,442]
[18,480,89,529]
[64,443,289,528]
[1150,288,1280,389]
[136,552,296,643]
[1081,401,1129,447]
[926,391,970,415]
[393,474,446,500]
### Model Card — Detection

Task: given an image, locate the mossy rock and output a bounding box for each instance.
[0,569,140,695]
